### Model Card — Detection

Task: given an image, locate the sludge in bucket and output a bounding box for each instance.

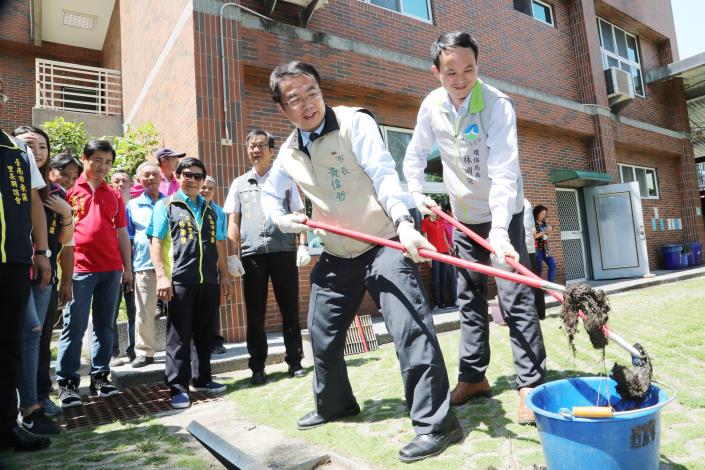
[526,377,675,470]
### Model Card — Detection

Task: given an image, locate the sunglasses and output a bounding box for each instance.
[181,170,205,181]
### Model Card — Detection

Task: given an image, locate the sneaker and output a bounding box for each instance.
[250,370,267,386]
[212,344,227,355]
[130,356,154,368]
[41,398,63,416]
[190,381,226,394]
[18,409,60,435]
[89,372,119,397]
[109,356,125,367]
[288,364,307,378]
[170,392,190,409]
[2,426,51,452]
[57,379,82,408]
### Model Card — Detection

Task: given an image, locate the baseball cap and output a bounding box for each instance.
[156,147,186,160]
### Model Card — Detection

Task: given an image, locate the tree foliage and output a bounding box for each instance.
[112,123,160,177]
[42,117,87,157]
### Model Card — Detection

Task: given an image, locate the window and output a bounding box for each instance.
[361,0,432,23]
[597,18,644,97]
[514,0,554,26]
[618,163,659,199]
[381,126,445,194]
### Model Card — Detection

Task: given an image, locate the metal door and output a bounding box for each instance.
[583,182,650,279]
[556,189,588,281]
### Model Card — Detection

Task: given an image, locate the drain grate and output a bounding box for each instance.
[62,382,224,430]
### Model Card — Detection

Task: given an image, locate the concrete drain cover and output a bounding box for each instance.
[63,382,224,430]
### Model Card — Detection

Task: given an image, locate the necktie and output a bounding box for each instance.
[309,132,319,142]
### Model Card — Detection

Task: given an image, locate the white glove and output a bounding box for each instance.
[488,227,519,266]
[411,191,437,216]
[275,213,308,233]
[227,255,245,277]
[296,245,311,267]
[397,221,436,263]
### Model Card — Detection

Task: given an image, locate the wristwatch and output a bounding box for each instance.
[35,249,52,257]
[394,214,414,231]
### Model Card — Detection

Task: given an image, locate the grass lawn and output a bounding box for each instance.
[3,277,703,469]
[223,277,705,469]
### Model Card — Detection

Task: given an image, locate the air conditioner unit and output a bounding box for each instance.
[604,67,634,112]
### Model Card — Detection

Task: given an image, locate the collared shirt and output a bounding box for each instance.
[261,108,410,224]
[223,167,303,215]
[67,173,126,273]
[126,191,165,271]
[159,171,180,196]
[404,81,520,229]
[147,190,226,241]
[421,216,450,253]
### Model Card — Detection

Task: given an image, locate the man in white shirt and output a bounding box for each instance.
[224,130,310,385]
[260,61,461,463]
[403,32,546,425]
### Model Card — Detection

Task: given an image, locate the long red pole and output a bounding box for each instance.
[429,206,643,360]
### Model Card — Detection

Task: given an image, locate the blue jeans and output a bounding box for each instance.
[430,259,449,307]
[19,283,52,408]
[112,285,136,358]
[56,271,122,382]
[535,250,557,283]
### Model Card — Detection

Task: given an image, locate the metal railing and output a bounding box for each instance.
[35,59,122,116]
[696,162,705,190]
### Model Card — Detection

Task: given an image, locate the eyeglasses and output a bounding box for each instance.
[181,170,205,181]
[283,88,322,109]
[0,93,8,103]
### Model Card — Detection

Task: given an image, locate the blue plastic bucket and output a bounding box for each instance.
[690,242,702,265]
[526,377,675,470]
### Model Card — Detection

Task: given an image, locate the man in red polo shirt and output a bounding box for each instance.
[421,211,451,309]
[56,140,133,408]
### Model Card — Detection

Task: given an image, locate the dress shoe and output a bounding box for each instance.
[450,377,491,406]
[517,387,536,425]
[398,416,464,463]
[288,364,307,378]
[250,370,267,386]
[0,426,51,452]
[297,403,361,430]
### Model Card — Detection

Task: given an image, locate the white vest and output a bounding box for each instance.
[428,81,524,224]
[277,106,397,258]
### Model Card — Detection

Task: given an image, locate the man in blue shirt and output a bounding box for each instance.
[126,162,165,368]
[148,158,231,409]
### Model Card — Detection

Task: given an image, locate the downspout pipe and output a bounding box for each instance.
[218,2,270,143]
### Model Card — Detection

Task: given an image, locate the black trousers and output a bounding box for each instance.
[242,251,302,372]
[165,283,219,394]
[308,245,454,435]
[454,211,546,389]
[0,263,31,437]
[37,285,59,401]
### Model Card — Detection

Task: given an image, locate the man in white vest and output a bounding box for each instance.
[403,32,546,425]
[261,61,462,463]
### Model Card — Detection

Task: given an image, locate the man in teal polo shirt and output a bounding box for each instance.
[148,157,231,409]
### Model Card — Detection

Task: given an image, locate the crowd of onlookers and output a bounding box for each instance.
[1,71,312,452]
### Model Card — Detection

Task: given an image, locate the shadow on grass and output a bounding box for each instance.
[659,456,689,469]
[0,420,196,469]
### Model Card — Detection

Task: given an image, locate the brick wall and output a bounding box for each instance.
[102,1,122,71]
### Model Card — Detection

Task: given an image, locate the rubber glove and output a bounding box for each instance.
[227,255,245,277]
[296,245,311,267]
[275,213,308,233]
[488,227,519,266]
[411,191,437,216]
[397,221,436,263]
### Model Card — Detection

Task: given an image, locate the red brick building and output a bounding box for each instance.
[2,0,703,342]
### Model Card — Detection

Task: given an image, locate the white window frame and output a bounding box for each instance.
[359,0,433,24]
[618,163,660,199]
[597,18,645,98]
[380,125,446,194]
[530,0,554,26]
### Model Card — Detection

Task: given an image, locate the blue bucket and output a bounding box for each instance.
[526,377,675,470]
